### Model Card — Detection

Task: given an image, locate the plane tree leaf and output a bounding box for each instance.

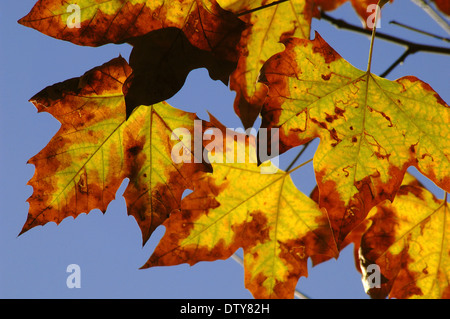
[122,102,211,245]
[19,0,245,119]
[218,0,315,129]
[359,178,450,299]
[143,124,338,298]
[258,32,450,246]
[22,57,131,234]
[23,56,210,246]
[18,0,244,59]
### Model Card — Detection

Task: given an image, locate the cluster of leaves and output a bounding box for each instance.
[19,0,449,298]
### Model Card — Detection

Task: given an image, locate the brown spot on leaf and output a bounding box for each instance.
[77,170,88,194]
[335,107,345,116]
[312,32,341,64]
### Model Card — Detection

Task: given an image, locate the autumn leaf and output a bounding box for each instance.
[23,55,209,246]
[19,0,245,119]
[122,102,211,245]
[22,57,131,234]
[18,0,244,59]
[143,124,337,298]
[218,0,315,128]
[359,179,450,299]
[258,32,450,246]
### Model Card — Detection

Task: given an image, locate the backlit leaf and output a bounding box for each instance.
[359,180,449,299]
[259,33,450,246]
[144,125,337,298]
[218,0,315,128]
[23,57,131,234]
[122,102,211,244]
[18,0,244,61]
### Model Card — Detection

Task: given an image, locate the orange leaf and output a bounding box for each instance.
[143,122,337,298]
[359,180,449,299]
[23,57,131,234]
[18,0,244,61]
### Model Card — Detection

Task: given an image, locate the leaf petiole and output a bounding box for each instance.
[286,157,313,175]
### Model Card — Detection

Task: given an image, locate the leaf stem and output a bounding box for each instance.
[285,141,311,172]
[286,158,313,175]
[320,12,450,56]
[389,20,450,42]
[366,3,382,73]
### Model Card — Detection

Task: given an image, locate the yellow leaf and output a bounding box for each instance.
[359,183,450,299]
[144,125,337,298]
[122,103,210,244]
[219,0,315,128]
[259,32,450,246]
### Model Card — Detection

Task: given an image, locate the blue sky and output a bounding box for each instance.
[0,0,448,299]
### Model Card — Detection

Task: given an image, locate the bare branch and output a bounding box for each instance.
[390,20,450,42]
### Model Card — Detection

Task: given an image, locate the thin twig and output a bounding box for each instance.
[380,48,413,77]
[321,11,450,77]
[320,11,450,56]
[411,0,450,35]
[231,253,310,299]
[390,20,450,42]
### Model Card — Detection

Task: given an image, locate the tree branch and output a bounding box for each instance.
[390,20,450,42]
[320,11,450,56]
[380,48,412,77]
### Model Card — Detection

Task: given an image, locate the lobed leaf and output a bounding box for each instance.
[219,0,315,128]
[144,125,337,298]
[259,33,450,246]
[122,102,211,244]
[23,57,131,234]
[18,0,244,59]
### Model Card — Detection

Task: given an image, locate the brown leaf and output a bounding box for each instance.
[123,28,238,118]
